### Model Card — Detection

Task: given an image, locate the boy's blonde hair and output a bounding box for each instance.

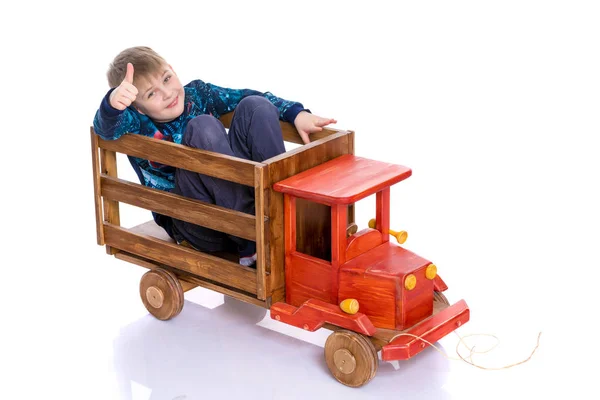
[107,46,167,88]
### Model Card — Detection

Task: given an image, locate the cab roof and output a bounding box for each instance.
[273,155,412,205]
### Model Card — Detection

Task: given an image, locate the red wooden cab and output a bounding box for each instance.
[271,154,469,357]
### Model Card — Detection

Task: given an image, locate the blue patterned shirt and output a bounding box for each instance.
[93,79,306,191]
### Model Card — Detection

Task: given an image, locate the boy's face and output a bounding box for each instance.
[133,65,185,123]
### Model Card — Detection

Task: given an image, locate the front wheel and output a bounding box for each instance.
[324,330,378,387]
[434,291,450,306]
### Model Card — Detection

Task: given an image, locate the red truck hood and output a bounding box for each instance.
[342,241,432,278]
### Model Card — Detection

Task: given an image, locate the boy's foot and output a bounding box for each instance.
[239,253,257,269]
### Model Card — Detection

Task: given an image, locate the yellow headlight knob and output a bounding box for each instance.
[425,264,437,280]
[340,298,359,314]
[405,274,417,290]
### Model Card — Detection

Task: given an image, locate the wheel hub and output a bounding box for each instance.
[333,349,356,374]
[146,286,164,308]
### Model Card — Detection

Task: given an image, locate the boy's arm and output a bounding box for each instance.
[205,82,308,124]
[93,88,141,140]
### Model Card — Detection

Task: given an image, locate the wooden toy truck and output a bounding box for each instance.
[91,115,469,387]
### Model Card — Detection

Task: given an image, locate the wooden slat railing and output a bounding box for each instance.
[101,175,257,241]
[91,116,350,304]
[104,224,258,295]
[98,134,259,186]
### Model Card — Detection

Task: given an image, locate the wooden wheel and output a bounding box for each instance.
[434,291,450,306]
[139,269,184,320]
[324,330,378,387]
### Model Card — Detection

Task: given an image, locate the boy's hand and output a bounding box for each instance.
[294,111,337,144]
[109,63,138,110]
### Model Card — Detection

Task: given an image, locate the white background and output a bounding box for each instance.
[1,1,599,399]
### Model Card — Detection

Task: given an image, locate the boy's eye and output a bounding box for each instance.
[148,91,155,99]
[164,75,171,83]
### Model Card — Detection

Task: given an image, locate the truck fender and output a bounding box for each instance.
[270,299,377,336]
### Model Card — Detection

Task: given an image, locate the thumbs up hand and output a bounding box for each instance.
[109,63,139,110]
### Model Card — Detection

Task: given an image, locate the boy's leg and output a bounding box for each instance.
[225,96,285,265]
[228,95,286,162]
[172,115,255,256]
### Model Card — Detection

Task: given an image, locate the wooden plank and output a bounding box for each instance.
[104,224,258,294]
[347,130,355,226]
[218,112,234,128]
[218,112,341,145]
[100,147,120,255]
[268,188,286,304]
[286,252,333,306]
[270,298,376,335]
[346,229,383,261]
[114,252,198,292]
[255,165,267,300]
[330,203,347,304]
[180,279,198,293]
[263,185,271,274]
[296,199,330,260]
[273,155,412,205]
[98,134,259,186]
[347,130,355,156]
[129,220,174,242]
[101,175,257,241]
[114,252,269,308]
[265,131,351,172]
[90,129,104,245]
[265,131,353,300]
[282,126,346,145]
[180,273,269,308]
[376,188,390,242]
[270,286,285,306]
[283,194,296,304]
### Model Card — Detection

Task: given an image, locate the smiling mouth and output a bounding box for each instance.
[167,96,179,109]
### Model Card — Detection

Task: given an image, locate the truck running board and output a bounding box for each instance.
[270,299,377,336]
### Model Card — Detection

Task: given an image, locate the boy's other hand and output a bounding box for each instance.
[294,111,337,144]
[109,63,139,110]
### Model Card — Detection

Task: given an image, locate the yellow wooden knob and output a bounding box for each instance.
[426,264,437,280]
[405,274,417,290]
[340,299,359,314]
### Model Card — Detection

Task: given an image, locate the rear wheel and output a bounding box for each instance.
[139,268,184,320]
[324,330,378,387]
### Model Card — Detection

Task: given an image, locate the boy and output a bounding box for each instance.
[93,46,336,267]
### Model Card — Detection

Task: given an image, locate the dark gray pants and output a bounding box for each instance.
[171,96,285,256]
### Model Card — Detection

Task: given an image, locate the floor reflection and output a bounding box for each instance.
[113,294,451,400]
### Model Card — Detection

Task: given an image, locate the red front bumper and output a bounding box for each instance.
[381,299,469,361]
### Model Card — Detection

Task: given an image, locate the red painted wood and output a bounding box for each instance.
[343,241,432,277]
[284,194,296,253]
[286,252,332,307]
[345,229,383,261]
[273,155,412,205]
[375,188,390,243]
[340,242,433,329]
[397,266,434,330]
[330,203,347,304]
[284,194,296,304]
[381,300,470,361]
[270,299,377,336]
[339,266,397,329]
[434,275,448,292]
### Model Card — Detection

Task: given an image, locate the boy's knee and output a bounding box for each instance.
[238,96,278,117]
[183,115,226,149]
